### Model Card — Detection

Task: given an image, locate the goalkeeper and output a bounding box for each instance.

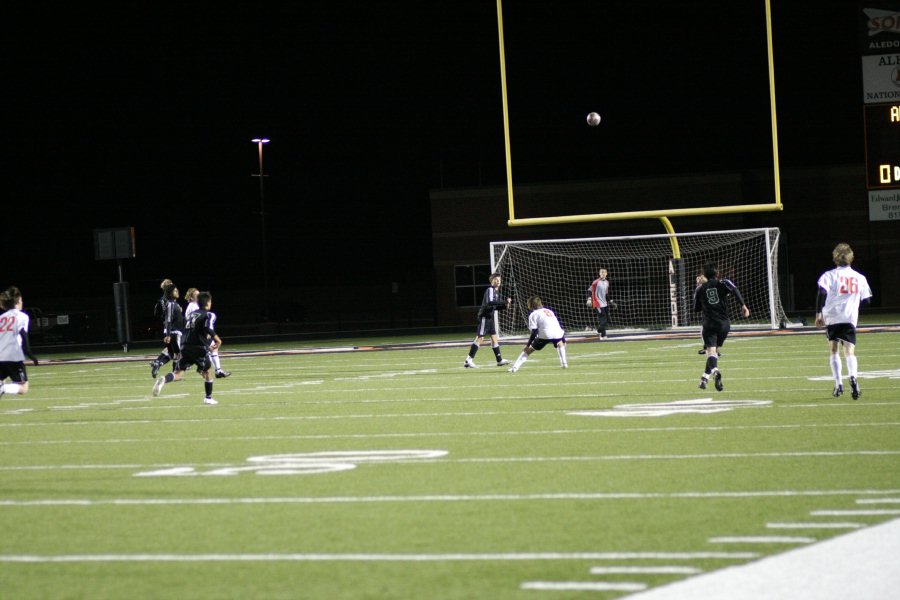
[586,267,615,340]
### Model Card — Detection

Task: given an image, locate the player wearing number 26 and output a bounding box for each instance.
[815,243,873,400]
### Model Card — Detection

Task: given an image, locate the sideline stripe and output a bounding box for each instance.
[1,489,898,507]
[619,518,900,600]
[0,551,758,563]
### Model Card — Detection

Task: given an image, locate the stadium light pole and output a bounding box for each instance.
[252,137,270,320]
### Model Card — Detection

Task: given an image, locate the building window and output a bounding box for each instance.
[455,264,492,307]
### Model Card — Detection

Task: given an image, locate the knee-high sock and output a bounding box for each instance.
[468,343,479,359]
[704,356,718,376]
[557,345,567,365]
[2,383,21,394]
[211,352,222,371]
[830,353,842,385]
[512,352,528,370]
[846,355,858,378]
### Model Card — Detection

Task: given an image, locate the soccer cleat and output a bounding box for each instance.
[600,335,609,340]
[496,359,511,366]
[203,397,219,405]
[508,366,518,373]
[215,370,231,378]
[832,384,843,398]
[849,377,861,400]
[561,363,568,369]
[150,360,161,378]
[0,384,5,398]
[698,377,708,390]
[714,370,723,392]
[698,348,706,355]
[464,358,478,369]
[151,376,165,397]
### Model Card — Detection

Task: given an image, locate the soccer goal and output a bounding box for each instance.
[491,228,789,336]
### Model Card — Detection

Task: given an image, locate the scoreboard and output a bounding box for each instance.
[862,4,900,220]
[865,102,900,189]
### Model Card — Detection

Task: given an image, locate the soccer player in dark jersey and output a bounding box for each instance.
[149,284,184,378]
[693,262,750,391]
[185,287,230,379]
[151,291,222,405]
[464,272,512,368]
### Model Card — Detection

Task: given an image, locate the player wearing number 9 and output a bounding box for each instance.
[815,243,873,399]
[0,286,39,397]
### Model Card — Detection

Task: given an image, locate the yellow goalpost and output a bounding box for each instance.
[495,0,784,241]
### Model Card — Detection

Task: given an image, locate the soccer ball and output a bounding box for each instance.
[586,112,601,126]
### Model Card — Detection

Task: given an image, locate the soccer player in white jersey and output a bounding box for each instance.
[508,296,567,372]
[0,287,39,397]
[185,287,229,379]
[586,267,612,339]
[815,243,873,399]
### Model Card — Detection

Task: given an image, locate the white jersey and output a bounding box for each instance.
[817,265,872,327]
[185,301,199,318]
[0,308,30,362]
[527,307,565,339]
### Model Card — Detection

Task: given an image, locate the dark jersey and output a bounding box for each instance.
[183,308,217,349]
[163,299,184,336]
[477,286,507,319]
[153,293,167,322]
[693,277,746,327]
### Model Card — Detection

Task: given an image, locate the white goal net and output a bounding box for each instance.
[491,228,789,336]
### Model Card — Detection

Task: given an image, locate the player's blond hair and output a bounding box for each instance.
[185,287,199,301]
[832,243,854,267]
[527,296,544,310]
[160,278,173,290]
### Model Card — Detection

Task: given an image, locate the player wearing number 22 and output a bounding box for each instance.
[0,286,39,397]
[815,243,872,400]
[693,263,750,392]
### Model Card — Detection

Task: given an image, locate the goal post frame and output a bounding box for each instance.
[490,227,788,334]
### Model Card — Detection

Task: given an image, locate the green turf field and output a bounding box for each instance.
[1,328,898,599]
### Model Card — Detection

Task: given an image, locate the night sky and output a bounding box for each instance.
[6,2,862,311]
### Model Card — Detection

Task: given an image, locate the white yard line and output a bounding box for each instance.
[0,551,757,563]
[0,489,897,507]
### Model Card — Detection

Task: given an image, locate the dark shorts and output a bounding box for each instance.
[826,323,857,346]
[165,331,182,356]
[0,362,27,383]
[532,336,566,351]
[177,346,212,373]
[595,307,609,326]
[701,321,730,349]
[476,315,498,337]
